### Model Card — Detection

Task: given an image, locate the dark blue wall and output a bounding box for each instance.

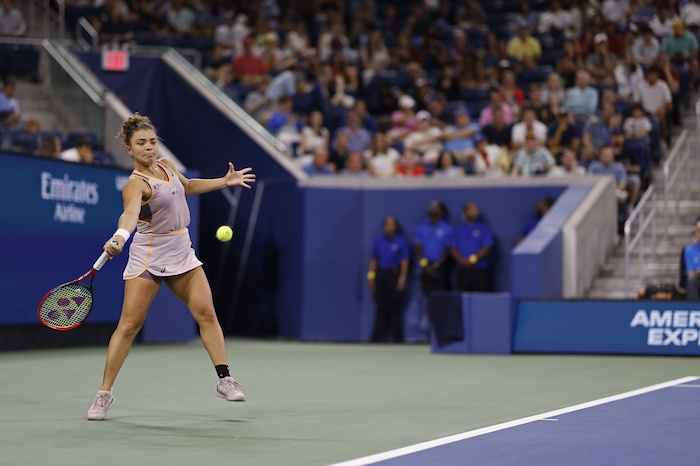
[299,185,567,341]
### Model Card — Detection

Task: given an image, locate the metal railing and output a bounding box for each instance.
[76,17,99,52]
[662,129,691,237]
[27,0,65,39]
[624,186,657,297]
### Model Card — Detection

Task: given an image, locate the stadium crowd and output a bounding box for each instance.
[59,0,700,216]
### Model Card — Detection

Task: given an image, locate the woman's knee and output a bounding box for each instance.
[116,318,145,338]
[192,306,219,326]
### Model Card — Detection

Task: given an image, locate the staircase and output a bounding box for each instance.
[587,111,700,299]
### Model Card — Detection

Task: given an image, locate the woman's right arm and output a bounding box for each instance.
[104,179,144,257]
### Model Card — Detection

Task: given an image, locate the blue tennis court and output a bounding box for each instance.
[332,376,700,466]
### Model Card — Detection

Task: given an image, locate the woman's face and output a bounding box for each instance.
[310,111,323,126]
[127,129,158,164]
[440,152,453,168]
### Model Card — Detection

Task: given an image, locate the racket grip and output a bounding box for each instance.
[93,241,119,271]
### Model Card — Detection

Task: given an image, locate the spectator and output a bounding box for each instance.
[361,29,390,86]
[500,70,526,111]
[353,100,379,135]
[479,89,514,128]
[243,77,273,123]
[519,197,556,242]
[547,107,581,158]
[265,65,304,103]
[302,147,334,176]
[329,131,351,173]
[332,111,372,153]
[415,200,453,299]
[471,134,511,176]
[450,202,493,292]
[541,73,565,108]
[650,6,677,38]
[37,136,61,159]
[681,0,700,28]
[634,65,673,146]
[432,150,465,178]
[661,20,699,89]
[60,139,94,164]
[404,110,443,164]
[436,65,460,102]
[340,151,369,177]
[426,95,454,128]
[214,11,238,57]
[367,216,409,343]
[549,147,586,177]
[611,126,643,207]
[657,52,682,126]
[0,79,20,128]
[97,5,133,45]
[366,132,400,178]
[581,101,617,164]
[506,24,541,68]
[481,106,513,149]
[601,0,630,25]
[614,50,645,101]
[588,145,629,208]
[538,0,573,37]
[632,25,660,67]
[203,44,232,81]
[456,0,486,28]
[0,0,25,37]
[233,37,269,86]
[511,133,556,176]
[388,95,419,142]
[442,109,480,160]
[565,70,599,120]
[166,0,196,36]
[299,110,329,158]
[586,33,617,85]
[512,0,538,32]
[267,96,300,155]
[396,149,426,178]
[511,107,548,149]
[683,220,700,300]
[557,40,584,88]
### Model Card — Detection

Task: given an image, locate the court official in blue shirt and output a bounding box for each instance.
[367,216,409,342]
[451,202,494,292]
[683,221,700,300]
[414,201,453,298]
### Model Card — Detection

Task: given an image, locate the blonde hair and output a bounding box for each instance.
[116,113,158,146]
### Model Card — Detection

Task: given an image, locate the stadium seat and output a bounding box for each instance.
[460,87,491,103]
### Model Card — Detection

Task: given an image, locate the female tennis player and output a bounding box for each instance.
[87,114,255,420]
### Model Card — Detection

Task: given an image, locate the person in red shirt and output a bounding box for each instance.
[396,149,426,177]
[232,37,269,86]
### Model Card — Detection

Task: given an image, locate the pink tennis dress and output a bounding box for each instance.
[123,161,202,279]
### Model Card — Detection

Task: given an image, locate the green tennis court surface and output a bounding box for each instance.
[1,339,697,466]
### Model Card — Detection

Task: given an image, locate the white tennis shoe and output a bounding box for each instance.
[216,377,246,401]
[87,390,115,420]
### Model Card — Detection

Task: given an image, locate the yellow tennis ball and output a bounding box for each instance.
[216,225,233,242]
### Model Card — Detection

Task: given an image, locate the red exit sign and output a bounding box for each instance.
[101,49,130,71]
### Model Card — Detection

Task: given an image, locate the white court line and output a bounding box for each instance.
[327,376,699,466]
[538,418,559,421]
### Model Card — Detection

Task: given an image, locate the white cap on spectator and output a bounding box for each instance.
[416,110,432,121]
[594,33,608,44]
[399,95,416,109]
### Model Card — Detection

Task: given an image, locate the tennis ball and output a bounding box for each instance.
[216,225,233,242]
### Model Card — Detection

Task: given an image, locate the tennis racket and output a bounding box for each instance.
[37,242,117,330]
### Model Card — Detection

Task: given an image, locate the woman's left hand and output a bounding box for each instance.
[224,162,256,189]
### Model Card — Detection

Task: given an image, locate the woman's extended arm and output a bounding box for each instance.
[161,159,256,195]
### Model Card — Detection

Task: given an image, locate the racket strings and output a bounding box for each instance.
[38,283,93,329]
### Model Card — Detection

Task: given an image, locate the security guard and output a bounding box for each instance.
[367,216,410,342]
[451,202,494,292]
[414,200,453,299]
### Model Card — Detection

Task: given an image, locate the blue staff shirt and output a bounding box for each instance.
[414,220,453,261]
[684,242,700,274]
[372,234,410,270]
[452,221,493,269]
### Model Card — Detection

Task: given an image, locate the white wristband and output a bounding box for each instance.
[114,228,131,242]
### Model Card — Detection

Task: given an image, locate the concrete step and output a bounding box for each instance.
[599,263,679,278]
[604,254,680,266]
[591,276,675,291]
[587,289,638,299]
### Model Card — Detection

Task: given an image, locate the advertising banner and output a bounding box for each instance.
[515,300,700,355]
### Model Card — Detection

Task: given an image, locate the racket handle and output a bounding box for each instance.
[93,241,119,271]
